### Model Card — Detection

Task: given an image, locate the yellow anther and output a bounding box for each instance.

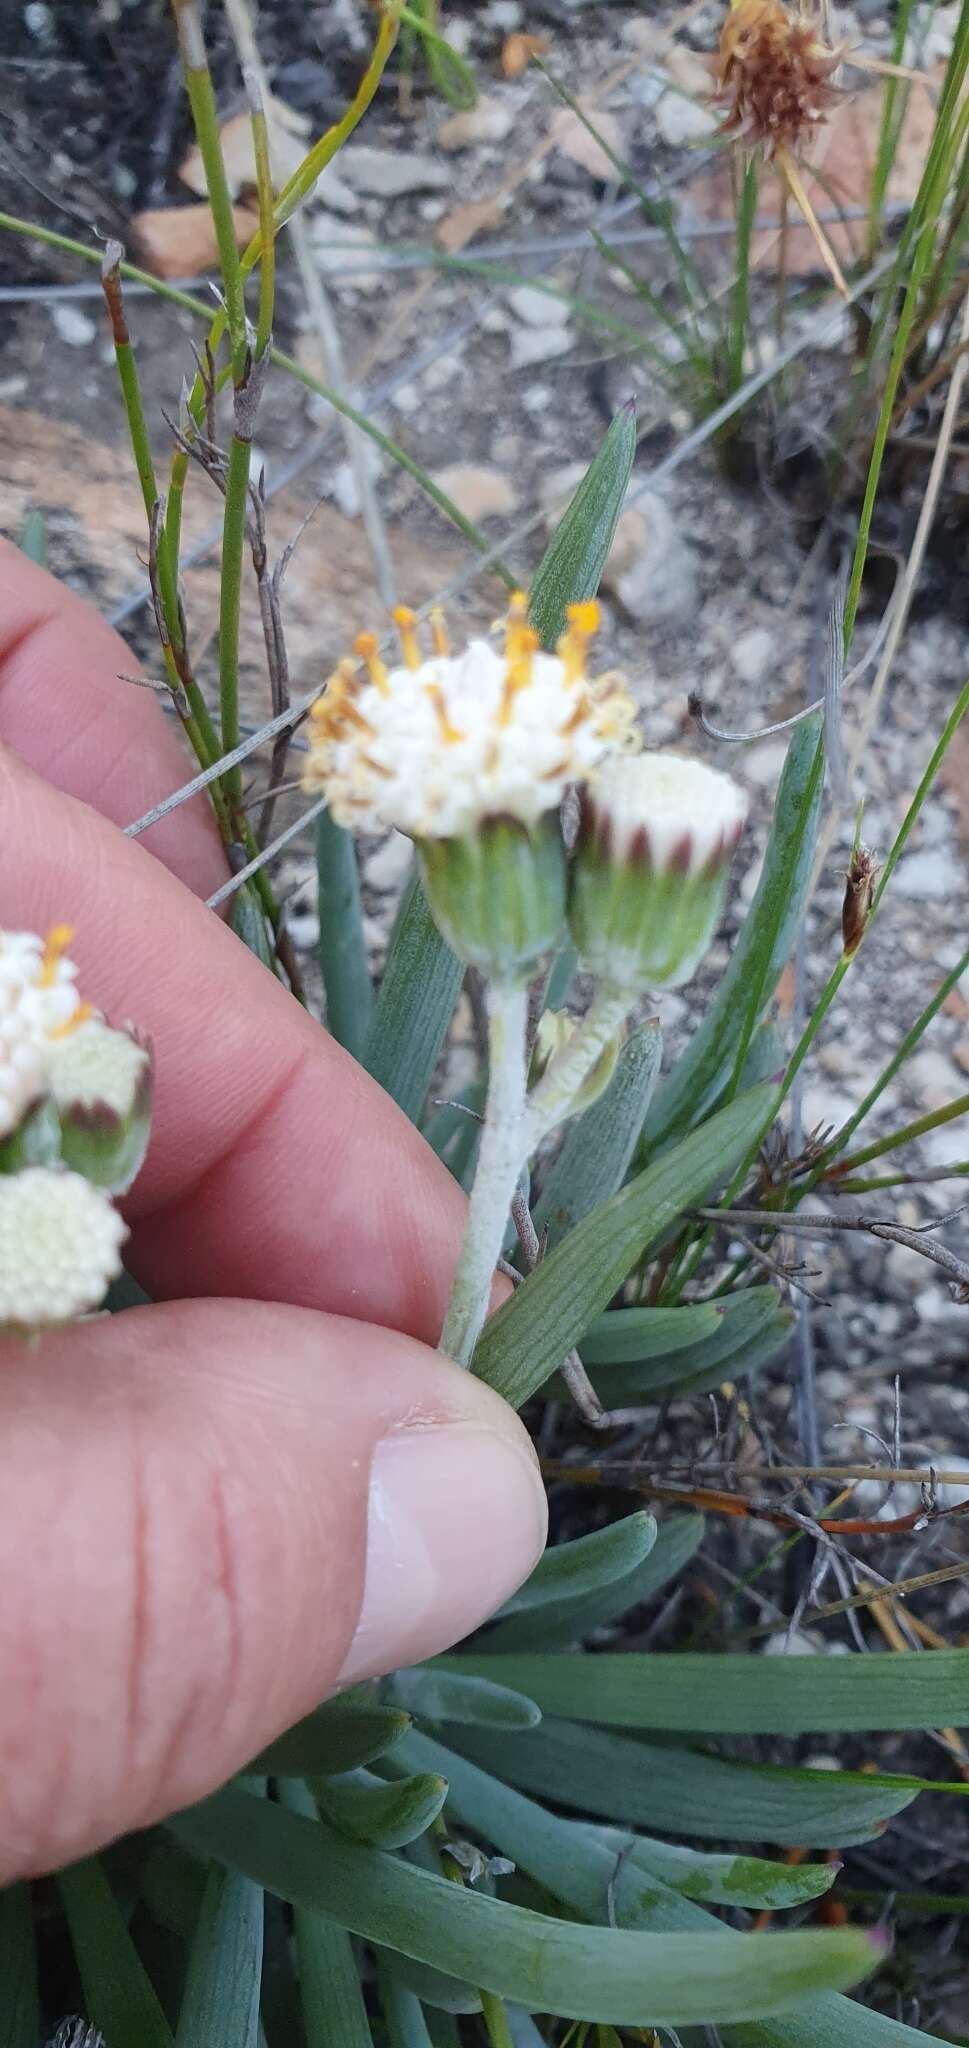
[392,606,421,671]
[557,599,601,686]
[566,599,601,638]
[353,631,390,695]
[49,1003,93,1040]
[429,607,450,658]
[40,925,74,988]
[425,681,462,745]
[499,623,539,725]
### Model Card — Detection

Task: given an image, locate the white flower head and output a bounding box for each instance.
[579,752,749,877]
[569,752,749,992]
[303,597,639,842]
[0,1167,127,1329]
[0,926,85,1141]
[46,1016,150,1119]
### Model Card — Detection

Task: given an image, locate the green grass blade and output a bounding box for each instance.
[230,885,275,969]
[527,403,637,649]
[442,1648,969,1735]
[316,808,374,1059]
[175,1862,263,2048]
[443,1719,917,1848]
[486,1514,700,1654]
[363,869,463,1124]
[171,1788,877,2026]
[472,1083,777,1406]
[59,1856,175,2048]
[495,1513,658,1620]
[532,1020,663,1249]
[313,1766,448,1850]
[378,1952,435,2047]
[250,1696,411,1776]
[18,508,46,566]
[387,1668,542,1730]
[0,1884,37,2048]
[641,717,824,1153]
[280,1779,374,2048]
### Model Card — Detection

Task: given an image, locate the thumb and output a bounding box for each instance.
[0,1299,546,1880]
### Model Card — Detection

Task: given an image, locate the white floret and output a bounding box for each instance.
[585,752,748,874]
[0,1167,127,1328]
[306,634,636,840]
[0,930,83,1140]
[46,1017,149,1117]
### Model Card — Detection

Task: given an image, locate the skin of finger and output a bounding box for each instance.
[0,537,225,897]
[0,1297,543,1882]
[1,745,471,1341]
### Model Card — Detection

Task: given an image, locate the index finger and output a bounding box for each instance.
[2,744,466,1344]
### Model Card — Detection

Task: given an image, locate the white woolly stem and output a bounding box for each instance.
[440,983,530,1368]
[524,982,634,1150]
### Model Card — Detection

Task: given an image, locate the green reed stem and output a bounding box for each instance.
[172,0,248,378]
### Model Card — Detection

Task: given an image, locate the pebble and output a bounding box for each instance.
[601,492,697,626]
[550,105,624,181]
[308,214,381,294]
[50,304,97,347]
[907,1047,962,1107]
[730,625,775,688]
[337,145,449,198]
[430,464,519,522]
[893,848,955,899]
[741,739,789,787]
[510,325,573,370]
[507,283,570,328]
[438,97,513,151]
[655,89,720,146]
[366,831,415,892]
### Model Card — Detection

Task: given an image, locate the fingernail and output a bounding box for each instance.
[337,1423,547,1687]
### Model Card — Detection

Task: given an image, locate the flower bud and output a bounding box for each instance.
[47,1018,153,1194]
[841,844,878,958]
[418,813,567,983]
[0,1167,127,1330]
[568,752,748,992]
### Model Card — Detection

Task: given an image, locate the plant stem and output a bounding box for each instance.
[524,984,632,1148]
[440,984,529,1367]
[172,0,248,379]
[479,1989,516,2048]
[218,427,251,805]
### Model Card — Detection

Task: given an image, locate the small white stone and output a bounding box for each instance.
[338,145,449,198]
[602,493,697,626]
[742,739,790,788]
[730,626,775,688]
[507,283,570,329]
[430,465,518,523]
[655,88,720,147]
[893,848,954,899]
[51,303,97,348]
[438,97,513,152]
[308,214,381,294]
[510,325,573,370]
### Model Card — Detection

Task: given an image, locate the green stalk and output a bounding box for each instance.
[728,154,758,400]
[441,984,529,1366]
[218,429,251,803]
[831,1165,969,1193]
[479,1990,516,2048]
[830,1093,969,1176]
[249,86,276,364]
[865,0,918,262]
[810,941,969,1178]
[172,0,248,378]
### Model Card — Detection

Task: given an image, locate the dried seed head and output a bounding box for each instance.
[841,843,878,956]
[714,0,841,158]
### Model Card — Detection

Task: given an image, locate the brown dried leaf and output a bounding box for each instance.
[501,32,546,79]
[434,195,506,251]
[128,203,259,280]
[179,96,309,200]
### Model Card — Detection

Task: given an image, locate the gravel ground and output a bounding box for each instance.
[2,0,969,2030]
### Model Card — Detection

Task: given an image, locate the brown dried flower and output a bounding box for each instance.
[715,0,842,158]
[841,843,879,956]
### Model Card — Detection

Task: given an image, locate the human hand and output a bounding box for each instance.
[0,538,546,1882]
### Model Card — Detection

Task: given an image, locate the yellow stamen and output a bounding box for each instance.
[40,925,74,988]
[353,631,390,695]
[49,1003,93,1040]
[392,605,421,671]
[500,623,539,725]
[425,680,463,744]
[429,607,450,658]
[557,598,601,686]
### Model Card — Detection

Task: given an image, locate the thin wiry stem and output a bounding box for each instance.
[205,798,328,910]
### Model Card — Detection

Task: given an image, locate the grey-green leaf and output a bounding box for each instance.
[495,1513,658,1619]
[441,1646,969,1735]
[377,1953,436,2048]
[486,1513,700,1653]
[316,807,374,1060]
[0,1884,37,2048]
[531,1019,662,1250]
[642,716,824,1153]
[230,884,275,969]
[527,402,637,649]
[472,1082,778,1406]
[313,1766,449,1850]
[250,1698,411,1776]
[364,869,463,1124]
[580,1300,722,1364]
[387,1668,542,1730]
[171,1788,876,2026]
[442,1718,915,1848]
[281,1778,375,2048]
[59,1857,175,2048]
[579,1286,792,1406]
[175,1862,262,2048]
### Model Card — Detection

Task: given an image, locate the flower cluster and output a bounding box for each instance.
[0,926,152,1332]
[714,0,841,160]
[303,596,638,841]
[305,598,747,990]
